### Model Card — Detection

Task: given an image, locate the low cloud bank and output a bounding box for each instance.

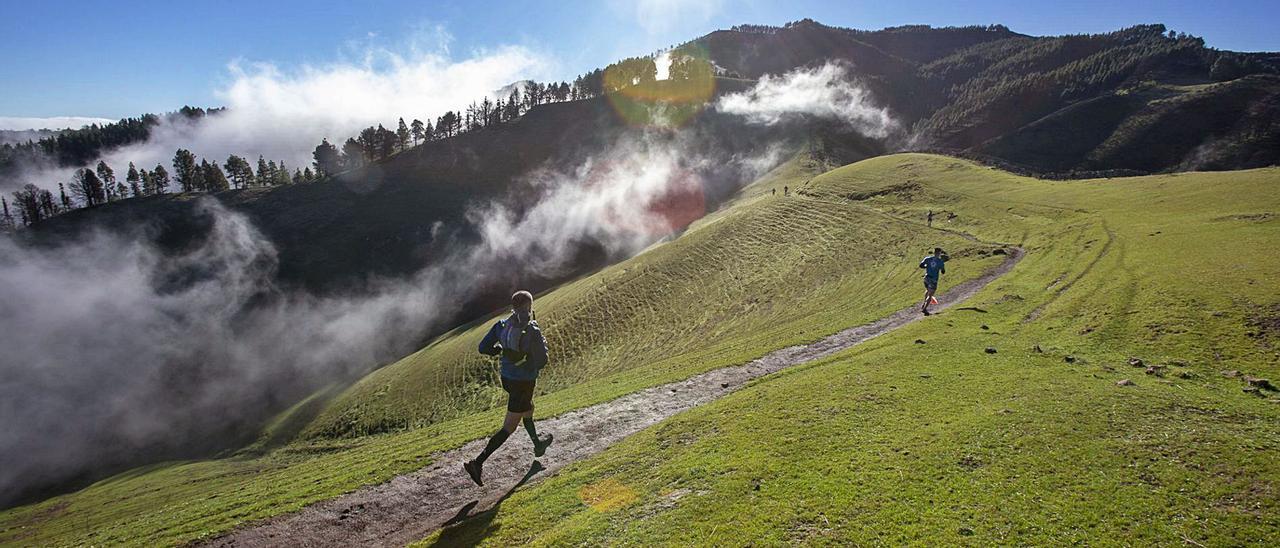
[4,44,550,193]
[0,199,443,505]
[716,63,899,138]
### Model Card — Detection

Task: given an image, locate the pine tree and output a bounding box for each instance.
[38,188,56,217]
[201,159,230,191]
[465,102,479,131]
[12,184,44,224]
[140,168,154,196]
[126,162,142,196]
[274,161,291,185]
[523,81,537,110]
[478,97,494,127]
[302,166,315,182]
[357,126,378,162]
[410,119,425,146]
[312,139,341,177]
[224,154,252,189]
[257,155,271,186]
[342,138,364,169]
[0,197,14,230]
[437,111,458,137]
[152,164,170,194]
[96,161,116,201]
[506,88,521,120]
[71,168,105,206]
[377,125,397,159]
[58,183,71,210]
[172,149,199,192]
[397,117,410,151]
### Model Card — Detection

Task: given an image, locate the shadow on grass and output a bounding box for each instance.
[429,460,545,547]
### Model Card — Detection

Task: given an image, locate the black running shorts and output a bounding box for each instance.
[923,277,938,292]
[501,377,536,413]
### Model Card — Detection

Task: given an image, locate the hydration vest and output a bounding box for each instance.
[499,317,533,365]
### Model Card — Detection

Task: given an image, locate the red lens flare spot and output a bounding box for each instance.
[585,160,706,238]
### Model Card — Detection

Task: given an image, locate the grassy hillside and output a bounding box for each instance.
[0,153,998,546]
[302,156,995,440]
[412,154,1280,546]
[4,81,808,506]
[3,154,1275,546]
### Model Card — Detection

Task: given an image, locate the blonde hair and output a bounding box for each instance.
[512,290,533,309]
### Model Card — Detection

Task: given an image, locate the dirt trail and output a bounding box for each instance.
[209,248,1024,548]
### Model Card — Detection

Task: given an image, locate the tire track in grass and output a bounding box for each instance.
[208,248,1023,548]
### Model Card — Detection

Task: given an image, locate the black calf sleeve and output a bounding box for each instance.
[476,428,510,464]
[522,416,539,444]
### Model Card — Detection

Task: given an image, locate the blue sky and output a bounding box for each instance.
[2,0,1278,123]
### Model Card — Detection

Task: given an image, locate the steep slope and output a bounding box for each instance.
[25,98,626,295]
[693,22,1279,174]
[212,252,1024,547]
[2,76,838,508]
[981,75,1280,172]
[300,155,997,440]
[22,78,792,315]
[0,153,1000,546]
[411,154,1280,546]
[911,26,1280,172]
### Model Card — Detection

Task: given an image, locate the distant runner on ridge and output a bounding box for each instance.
[464,290,553,486]
[920,247,949,315]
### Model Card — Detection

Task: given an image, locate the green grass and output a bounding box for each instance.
[411,154,1280,546]
[303,155,998,440]
[0,154,996,546]
[4,154,1277,546]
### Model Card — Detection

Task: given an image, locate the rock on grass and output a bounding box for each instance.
[1244,377,1275,391]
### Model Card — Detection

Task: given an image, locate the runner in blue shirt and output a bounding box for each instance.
[464,290,553,486]
[920,247,949,315]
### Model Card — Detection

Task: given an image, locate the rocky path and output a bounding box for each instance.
[210,248,1024,548]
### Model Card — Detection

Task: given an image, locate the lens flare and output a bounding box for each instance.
[585,158,707,238]
[604,46,717,128]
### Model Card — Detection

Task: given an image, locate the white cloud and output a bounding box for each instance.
[0,129,785,504]
[0,116,115,131]
[654,50,672,80]
[4,42,551,193]
[143,44,549,172]
[716,63,900,138]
